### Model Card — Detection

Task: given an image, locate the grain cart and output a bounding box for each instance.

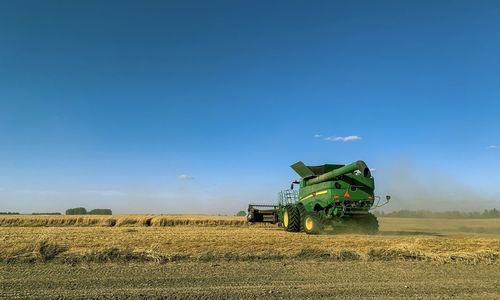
[248,160,389,234]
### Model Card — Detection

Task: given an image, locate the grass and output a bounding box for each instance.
[1,216,499,265]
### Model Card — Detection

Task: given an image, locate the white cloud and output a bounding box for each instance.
[370,168,376,172]
[487,145,498,149]
[178,174,195,180]
[83,190,126,197]
[314,134,323,138]
[324,135,362,142]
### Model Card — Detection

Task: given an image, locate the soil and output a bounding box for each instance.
[2,261,499,299]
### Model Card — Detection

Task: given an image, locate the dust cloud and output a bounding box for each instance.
[377,160,499,212]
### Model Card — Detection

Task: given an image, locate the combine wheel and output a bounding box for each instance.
[283,204,300,232]
[303,212,322,235]
[297,204,305,232]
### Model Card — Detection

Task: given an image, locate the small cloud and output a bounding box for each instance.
[83,190,126,196]
[324,135,362,142]
[178,174,195,180]
[487,145,498,149]
[314,134,323,138]
[370,168,376,172]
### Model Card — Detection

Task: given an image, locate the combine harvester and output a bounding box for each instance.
[247,160,390,234]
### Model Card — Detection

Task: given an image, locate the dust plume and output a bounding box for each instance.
[377,160,499,212]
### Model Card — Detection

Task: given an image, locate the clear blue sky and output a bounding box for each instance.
[0,0,499,213]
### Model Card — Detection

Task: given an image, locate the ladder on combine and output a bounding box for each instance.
[278,189,299,207]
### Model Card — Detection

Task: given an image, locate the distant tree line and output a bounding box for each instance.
[374,208,500,219]
[32,212,62,215]
[0,212,20,215]
[88,209,113,215]
[65,207,112,215]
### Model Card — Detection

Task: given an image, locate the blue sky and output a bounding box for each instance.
[0,0,499,213]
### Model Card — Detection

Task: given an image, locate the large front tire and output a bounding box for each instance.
[283,204,300,232]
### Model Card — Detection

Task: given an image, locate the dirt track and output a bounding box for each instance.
[2,261,499,299]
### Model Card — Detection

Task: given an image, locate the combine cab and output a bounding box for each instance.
[247,160,390,234]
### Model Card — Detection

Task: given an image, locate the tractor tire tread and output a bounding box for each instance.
[284,204,301,232]
[297,204,306,232]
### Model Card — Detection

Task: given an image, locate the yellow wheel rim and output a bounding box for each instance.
[283,211,289,227]
[305,216,314,231]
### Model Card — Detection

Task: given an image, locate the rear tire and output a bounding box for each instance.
[283,204,300,232]
[351,213,379,234]
[297,204,306,232]
[303,212,323,235]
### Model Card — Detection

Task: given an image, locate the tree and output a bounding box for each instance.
[88,209,112,215]
[65,207,87,215]
[236,210,247,216]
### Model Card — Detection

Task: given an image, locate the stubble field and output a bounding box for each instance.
[1,215,499,299]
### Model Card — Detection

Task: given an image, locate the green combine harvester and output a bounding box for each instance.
[247,160,390,234]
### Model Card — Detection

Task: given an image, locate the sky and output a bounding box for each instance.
[0,0,499,214]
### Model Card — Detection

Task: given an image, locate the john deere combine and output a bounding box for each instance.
[248,160,388,234]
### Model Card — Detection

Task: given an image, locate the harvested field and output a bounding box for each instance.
[380,217,500,235]
[2,216,499,299]
[2,261,499,299]
[2,214,499,234]
[1,216,499,264]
